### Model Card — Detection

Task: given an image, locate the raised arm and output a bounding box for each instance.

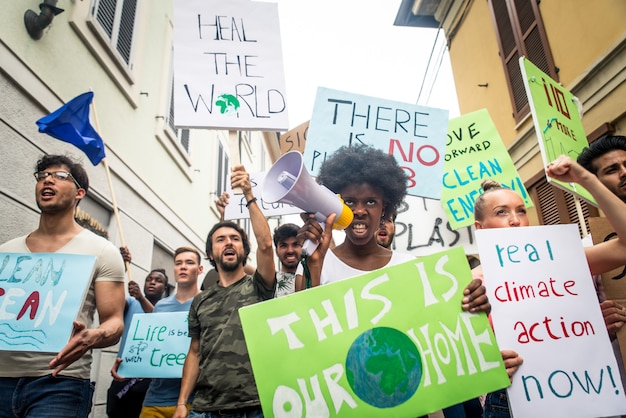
[546,155,626,275]
[231,165,275,288]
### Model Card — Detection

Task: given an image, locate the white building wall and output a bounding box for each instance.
[0,1,279,416]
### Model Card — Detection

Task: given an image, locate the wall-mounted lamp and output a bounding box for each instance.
[24,0,64,40]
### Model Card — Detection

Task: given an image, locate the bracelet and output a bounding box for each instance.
[245,197,257,208]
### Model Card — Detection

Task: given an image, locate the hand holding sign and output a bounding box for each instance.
[49,320,90,376]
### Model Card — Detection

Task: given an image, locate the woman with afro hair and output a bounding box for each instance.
[295,145,490,315]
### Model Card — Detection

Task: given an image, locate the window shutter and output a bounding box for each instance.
[92,0,137,66]
[116,0,137,65]
[488,0,557,122]
[94,0,116,38]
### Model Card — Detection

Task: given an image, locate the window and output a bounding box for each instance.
[167,77,190,153]
[488,0,558,122]
[91,0,138,68]
[527,172,598,237]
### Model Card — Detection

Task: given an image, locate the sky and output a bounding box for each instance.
[271,0,460,128]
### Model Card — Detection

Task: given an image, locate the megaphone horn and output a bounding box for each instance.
[262,151,353,254]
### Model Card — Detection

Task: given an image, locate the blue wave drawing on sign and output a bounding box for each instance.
[0,323,46,350]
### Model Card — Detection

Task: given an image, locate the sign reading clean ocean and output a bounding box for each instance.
[240,247,509,417]
[303,87,449,199]
[0,252,95,352]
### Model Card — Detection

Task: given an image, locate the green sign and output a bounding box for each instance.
[240,247,509,417]
[442,109,532,229]
[520,57,596,205]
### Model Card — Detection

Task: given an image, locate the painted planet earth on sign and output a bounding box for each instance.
[345,327,422,408]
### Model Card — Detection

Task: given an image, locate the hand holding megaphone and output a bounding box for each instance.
[262,151,354,255]
[298,212,337,260]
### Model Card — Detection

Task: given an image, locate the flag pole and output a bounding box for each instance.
[89,99,133,280]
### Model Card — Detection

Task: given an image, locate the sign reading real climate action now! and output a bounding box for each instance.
[240,247,509,417]
[476,224,626,418]
[0,252,95,352]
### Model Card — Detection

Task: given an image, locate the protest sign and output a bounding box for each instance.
[520,57,596,205]
[393,196,477,257]
[174,0,288,130]
[302,87,449,199]
[118,312,191,379]
[442,109,532,229]
[0,252,95,352]
[224,172,301,220]
[279,121,309,155]
[240,247,509,417]
[476,224,626,418]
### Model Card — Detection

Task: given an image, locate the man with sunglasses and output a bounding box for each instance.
[0,154,125,418]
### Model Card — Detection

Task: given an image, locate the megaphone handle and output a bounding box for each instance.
[301,239,319,256]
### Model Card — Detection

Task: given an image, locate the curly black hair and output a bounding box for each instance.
[577,135,626,174]
[317,145,408,215]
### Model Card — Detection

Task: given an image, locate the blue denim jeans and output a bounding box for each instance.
[188,408,263,418]
[0,375,95,418]
[482,389,511,418]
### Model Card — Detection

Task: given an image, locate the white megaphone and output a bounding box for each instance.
[262,151,354,255]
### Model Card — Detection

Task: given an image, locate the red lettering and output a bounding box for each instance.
[17,291,40,320]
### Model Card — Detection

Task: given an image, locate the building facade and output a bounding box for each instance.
[397,0,626,229]
[0,1,281,416]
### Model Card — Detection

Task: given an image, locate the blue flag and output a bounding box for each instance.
[36,92,106,165]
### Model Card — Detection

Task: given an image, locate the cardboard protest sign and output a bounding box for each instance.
[393,196,477,257]
[118,312,191,378]
[476,224,626,418]
[303,87,449,199]
[520,57,596,205]
[588,217,626,370]
[0,252,95,352]
[240,247,509,417]
[174,0,289,130]
[279,121,309,155]
[442,109,532,229]
[223,172,302,220]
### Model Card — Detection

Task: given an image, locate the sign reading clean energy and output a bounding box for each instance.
[303,87,449,199]
[442,109,532,229]
[0,252,95,352]
[240,247,509,417]
[174,0,289,130]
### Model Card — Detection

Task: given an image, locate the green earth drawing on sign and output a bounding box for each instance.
[215,94,240,115]
[345,327,422,408]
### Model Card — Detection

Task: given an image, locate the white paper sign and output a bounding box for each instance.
[174,0,289,130]
[393,196,477,257]
[476,224,626,418]
[224,172,302,220]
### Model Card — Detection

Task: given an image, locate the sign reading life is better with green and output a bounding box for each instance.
[302,87,449,199]
[0,252,95,352]
[118,312,191,378]
[520,57,596,205]
[240,247,509,417]
[442,109,532,229]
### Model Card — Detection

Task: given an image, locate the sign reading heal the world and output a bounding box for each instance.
[442,109,532,229]
[302,87,449,199]
[475,224,626,418]
[118,312,191,379]
[0,252,95,352]
[223,172,302,220]
[520,57,595,205]
[174,0,289,130]
[240,247,509,417]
